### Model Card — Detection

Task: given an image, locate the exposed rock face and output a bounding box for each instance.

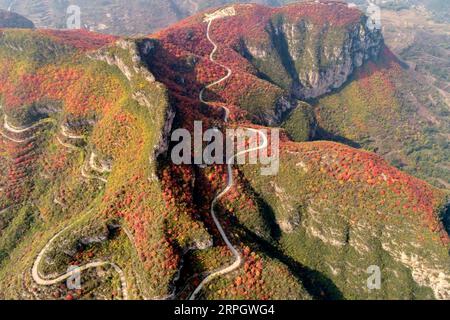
[298,200,449,299]
[136,39,175,160]
[270,181,301,233]
[243,142,450,300]
[380,220,450,300]
[244,15,383,100]
[89,38,175,161]
[0,10,34,29]
[273,96,297,125]
[292,17,382,99]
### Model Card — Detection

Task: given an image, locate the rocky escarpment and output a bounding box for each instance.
[242,142,450,300]
[0,10,34,29]
[148,2,383,126]
[88,38,175,164]
[242,11,383,99]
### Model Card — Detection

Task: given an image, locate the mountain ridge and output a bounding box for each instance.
[0,2,448,300]
[1,0,447,35]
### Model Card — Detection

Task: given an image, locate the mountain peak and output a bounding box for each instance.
[0,9,34,29]
[150,0,382,124]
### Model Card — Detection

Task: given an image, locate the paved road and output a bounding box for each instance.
[32,226,129,299]
[4,115,54,133]
[189,7,268,300]
[1,113,56,143]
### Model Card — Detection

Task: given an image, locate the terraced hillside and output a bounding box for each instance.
[0,2,448,300]
[1,1,447,35]
[0,29,198,299]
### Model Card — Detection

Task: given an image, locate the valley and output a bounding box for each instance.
[0,1,448,301]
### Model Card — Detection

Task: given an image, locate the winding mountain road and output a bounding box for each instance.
[57,126,108,182]
[32,225,129,300]
[3,115,53,133]
[8,6,267,300]
[1,112,56,143]
[189,7,268,300]
[89,152,112,174]
[31,124,117,298]
[57,125,83,151]
[1,99,117,300]
[81,162,108,183]
[1,114,34,143]
[61,125,84,140]
[198,17,232,122]
[56,136,79,151]
[0,130,31,143]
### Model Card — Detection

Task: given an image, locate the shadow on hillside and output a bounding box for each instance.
[239,176,282,242]
[304,45,408,109]
[443,203,450,236]
[314,125,362,149]
[235,222,344,300]
[138,38,227,110]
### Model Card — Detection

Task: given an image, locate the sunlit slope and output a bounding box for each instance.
[241,141,449,299]
[0,29,210,299]
[315,49,450,189]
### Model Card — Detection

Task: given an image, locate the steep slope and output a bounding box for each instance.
[315,48,450,189]
[0,29,211,299]
[242,141,449,299]
[150,2,382,124]
[0,26,309,301]
[0,2,448,301]
[149,1,450,189]
[142,3,449,299]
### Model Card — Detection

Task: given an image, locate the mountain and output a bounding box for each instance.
[150,2,382,123]
[149,1,450,190]
[0,9,34,28]
[378,0,450,23]
[1,1,448,35]
[0,2,448,300]
[314,2,450,190]
[0,0,278,35]
[315,48,450,190]
[146,2,449,299]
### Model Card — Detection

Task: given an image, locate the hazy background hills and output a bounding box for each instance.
[0,0,447,35]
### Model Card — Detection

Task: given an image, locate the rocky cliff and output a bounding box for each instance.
[242,9,383,99]
[150,2,383,125]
